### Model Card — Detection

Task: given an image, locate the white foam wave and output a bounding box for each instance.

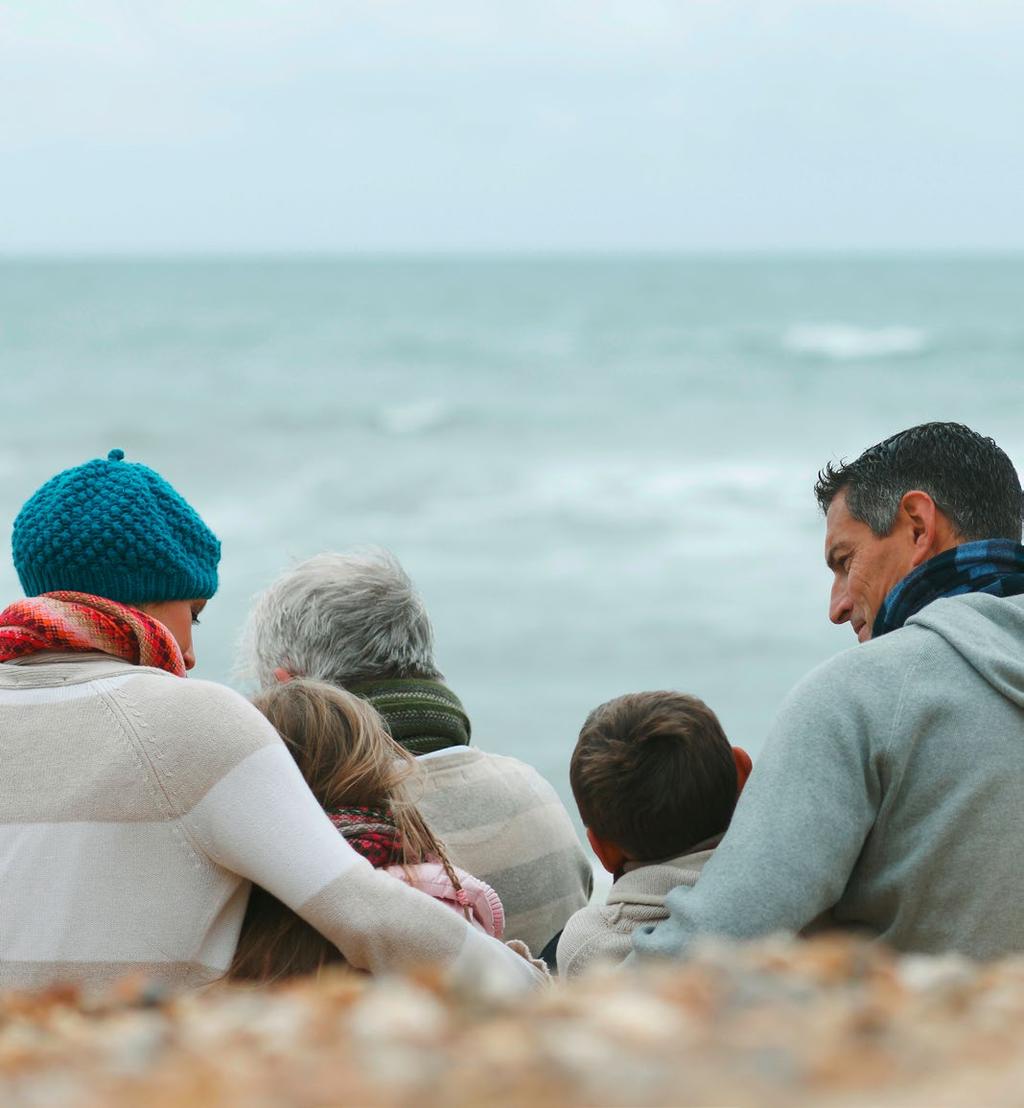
[395,459,811,542]
[377,399,452,435]
[524,460,787,520]
[784,323,929,361]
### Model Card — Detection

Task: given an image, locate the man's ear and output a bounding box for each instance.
[733,746,753,795]
[899,490,955,568]
[272,667,295,684]
[586,827,630,876]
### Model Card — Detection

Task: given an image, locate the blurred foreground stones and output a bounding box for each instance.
[4,934,1024,1106]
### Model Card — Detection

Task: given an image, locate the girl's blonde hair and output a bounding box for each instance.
[229,678,461,982]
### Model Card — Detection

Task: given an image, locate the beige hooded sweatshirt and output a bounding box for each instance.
[557,839,719,978]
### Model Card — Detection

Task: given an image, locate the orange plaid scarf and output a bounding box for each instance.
[0,591,186,676]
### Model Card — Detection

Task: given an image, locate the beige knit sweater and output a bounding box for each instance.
[0,655,542,993]
[411,747,593,954]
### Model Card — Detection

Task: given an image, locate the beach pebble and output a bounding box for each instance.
[5,934,1024,1106]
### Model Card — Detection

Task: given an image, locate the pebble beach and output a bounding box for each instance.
[4,934,1024,1107]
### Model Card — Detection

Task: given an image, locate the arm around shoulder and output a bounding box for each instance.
[148,682,544,989]
[633,648,893,961]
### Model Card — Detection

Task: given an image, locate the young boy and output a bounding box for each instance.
[557,690,752,977]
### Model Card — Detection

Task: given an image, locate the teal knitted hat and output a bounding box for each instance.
[12,449,221,605]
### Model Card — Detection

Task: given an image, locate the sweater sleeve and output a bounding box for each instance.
[139,680,544,990]
[631,648,892,961]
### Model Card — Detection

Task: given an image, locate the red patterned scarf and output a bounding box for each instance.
[0,591,186,677]
[327,805,404,868]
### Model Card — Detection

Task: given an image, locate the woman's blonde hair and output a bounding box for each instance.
[229,678,461,982]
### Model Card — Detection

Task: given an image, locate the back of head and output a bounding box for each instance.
[252,678,411,811]
[570,691,738,862]
[12,448,220,604]
[243,549,441,689]
[814,422,1023,541]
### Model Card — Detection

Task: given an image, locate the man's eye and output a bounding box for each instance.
[191,614,202,626]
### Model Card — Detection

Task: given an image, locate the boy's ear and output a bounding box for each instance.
[733,746,753,795]
[585,827,630,876]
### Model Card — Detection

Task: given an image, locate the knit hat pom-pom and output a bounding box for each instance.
[107,448,125,462]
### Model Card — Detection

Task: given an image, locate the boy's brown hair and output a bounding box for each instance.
[570,691,738,862]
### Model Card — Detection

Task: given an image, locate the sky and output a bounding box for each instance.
[3,0,1024,253]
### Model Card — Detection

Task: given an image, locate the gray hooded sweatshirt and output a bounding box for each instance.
[634,592,1024,962]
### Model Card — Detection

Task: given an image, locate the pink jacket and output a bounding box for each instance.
[385,862,505,938]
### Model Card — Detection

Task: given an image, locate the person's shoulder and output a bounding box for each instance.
[786,626,933,711]
[419,745,565,799]
[121,671,269,724]
[387,862,505,937]
[556,901,632,977]
[113,672,282,777]
[764,624,955,762]
[463,747,563,793]
[813,625,926,676]
[610,856,705,904]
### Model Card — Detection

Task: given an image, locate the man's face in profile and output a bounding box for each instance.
[824,490,917,642]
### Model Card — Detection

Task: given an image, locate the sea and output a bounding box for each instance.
[2,255,1023,823]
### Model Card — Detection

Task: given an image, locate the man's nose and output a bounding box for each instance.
[829,579,851,625]
[183,646,197,671]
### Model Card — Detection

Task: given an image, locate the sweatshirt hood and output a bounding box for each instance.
[907,592,1024,709]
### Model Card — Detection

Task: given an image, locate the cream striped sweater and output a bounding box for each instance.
[411,748,593,954]
[0,655,541,993]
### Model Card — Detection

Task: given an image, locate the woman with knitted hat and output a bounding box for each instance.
[0,450,542,994]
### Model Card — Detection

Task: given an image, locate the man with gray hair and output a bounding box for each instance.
[634,422,1024,962]
[244,549,593,957]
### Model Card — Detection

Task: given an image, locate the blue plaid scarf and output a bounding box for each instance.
[872,539,1024,638]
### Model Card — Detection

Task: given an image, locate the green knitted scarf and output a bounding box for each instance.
[348,678,472,756]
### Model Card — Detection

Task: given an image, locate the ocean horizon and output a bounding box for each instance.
[3,253,1023,820]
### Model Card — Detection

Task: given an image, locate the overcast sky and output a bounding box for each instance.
[3,1,1023,253]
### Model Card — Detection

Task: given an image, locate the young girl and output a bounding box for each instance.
[229,679,504,981]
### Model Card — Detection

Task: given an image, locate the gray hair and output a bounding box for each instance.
[241,549,442,690]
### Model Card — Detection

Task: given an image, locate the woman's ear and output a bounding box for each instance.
[733,746,753,795]
[272,667,294,684]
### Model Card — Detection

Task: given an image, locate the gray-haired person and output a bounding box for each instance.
[634,422,1024,962]
[243,550,593,956]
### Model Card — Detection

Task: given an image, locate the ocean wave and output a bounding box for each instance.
[412,459,810,538]
[784,324,929,361]
[525,460,787,517]
[376,399,453,435]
